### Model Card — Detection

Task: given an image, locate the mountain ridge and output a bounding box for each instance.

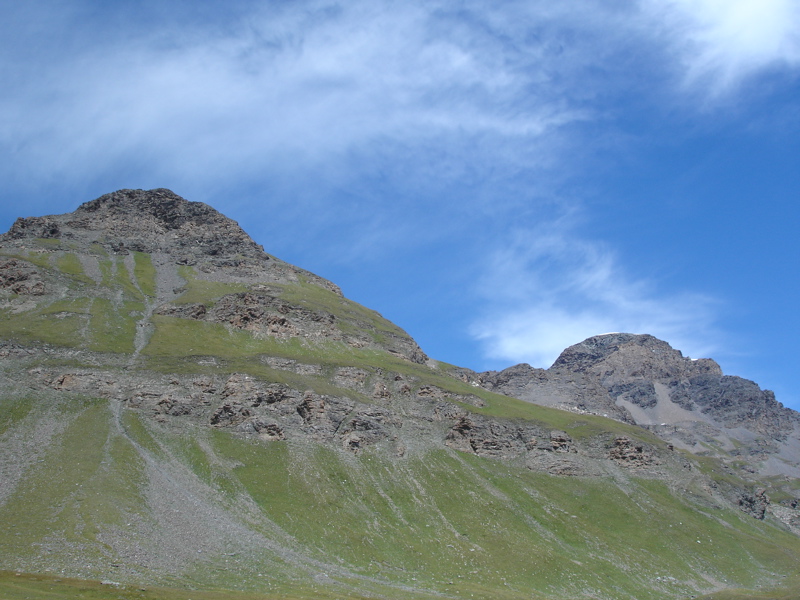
[2,189,800,600]
[475,332,800,481]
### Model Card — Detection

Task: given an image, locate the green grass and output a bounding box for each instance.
[203,433,800,599]
[2,395,799,600]
[33,238,64,249]
[120,410,166,459]
[273,279,409,343]
[0,248,92,285]
[0,571,386,600]
[0,248,54,270]
[88,298,141,353]
[760,476,800,505]
[0,396,35,436]
[0,298,91,347]
[690,453,757,492]
[0,295,142,353]
[88,243,109,257]
[56,253,93,284]
[174,266,248,305]
[142,314,399,369]
[132,252,156,298]
[95,252,157,301]
[171,268,411,350]
[0,398,148,565]
[697,585,800,600]
[99,258,143,300]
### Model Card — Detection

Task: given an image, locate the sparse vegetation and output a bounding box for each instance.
[132,251,157,298]
[2,192,799,600]
[174,266,247,305]
[56,252,93,284]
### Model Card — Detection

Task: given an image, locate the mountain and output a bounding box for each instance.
[478,333,800,480]
[1,189,800,600]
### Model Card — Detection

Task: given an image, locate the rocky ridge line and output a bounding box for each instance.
[2,191,798,532]
[476,333,800,479]
[2,188,342,295]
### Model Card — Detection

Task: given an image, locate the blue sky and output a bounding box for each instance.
[2,1,799,409]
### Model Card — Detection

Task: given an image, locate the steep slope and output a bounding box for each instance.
[2,190,800,600]
[479,334,800,485]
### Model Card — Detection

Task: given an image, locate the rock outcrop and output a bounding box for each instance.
[3,188,342,293]
[478,333,800,480]
[0,259,45,295]
[8,188,264,262]
[2,190,800,600]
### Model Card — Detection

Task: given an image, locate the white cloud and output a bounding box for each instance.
[6,0,796,202]
[0,1,580,190]
[470,225,721,368]
[3,0,798,191]
[1,0,603,264]
[644,0,800,93]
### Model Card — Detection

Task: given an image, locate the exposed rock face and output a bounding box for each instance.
[554,334,797,437]
[609,436,656,467]
[478,333,800,479]
[159,292,338,339]
[739,488,770,520]
[2,188,342,293]
[552,333,721,379]
[8,188,264,261]
[0,259,45,295]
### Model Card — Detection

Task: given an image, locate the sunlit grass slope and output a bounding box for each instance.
[2,391,800,600]
[0,247,148,353]
[2,246,800,599]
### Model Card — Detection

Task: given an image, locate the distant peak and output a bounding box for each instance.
[552,333,659,367]
[551,332,721,376]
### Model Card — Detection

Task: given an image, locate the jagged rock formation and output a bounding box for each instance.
[0,258,45,295]
[5,187,342,292]
[478,333,800,480]
[8,188,264,263]
[2,190,800,600]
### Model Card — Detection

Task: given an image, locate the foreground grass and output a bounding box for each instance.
[2,392,800,600]
[3,251,800,600]
[697,585,800,600]
[0,571,382,600]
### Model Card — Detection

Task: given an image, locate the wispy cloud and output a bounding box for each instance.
[470,221,722,368]
[643,0,800,94]
[1,0,602,262]
[3,0,797,195]
[1,0,796,372]
[1,2,576,187]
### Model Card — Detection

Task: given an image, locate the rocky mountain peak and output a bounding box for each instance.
[478,332,800,475]
[552,332,722,382]
[76,188,222,227]
[2,192,800,598]
[4,188,266,262]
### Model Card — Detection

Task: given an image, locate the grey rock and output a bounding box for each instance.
[479,333,800,481]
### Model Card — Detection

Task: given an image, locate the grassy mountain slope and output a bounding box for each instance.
[2,386,799,600]
[2,192,800,600]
